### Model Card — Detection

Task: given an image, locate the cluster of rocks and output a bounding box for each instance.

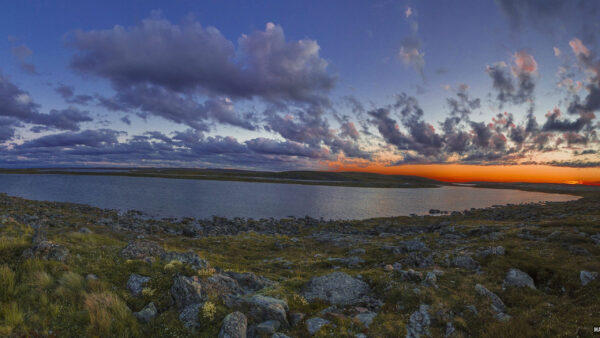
[21,227,70,262]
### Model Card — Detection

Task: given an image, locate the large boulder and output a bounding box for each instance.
[503,268,535,290]
[225,295,289,327]
[171,275,206,308]
[302,272,371,306]
[127,273,150,296]
[406,304,431,338]
[218,311,247,338]
[179,303,201,328]
[121,240,165,260]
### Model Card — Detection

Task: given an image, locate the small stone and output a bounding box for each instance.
[86,274,99,281]
[134,302,157,323]
[306,317,330,335]
[349,248,366,255]
[354,312,377,328]
[78,227,92,234]
[120,240,165,260]
[289,312,306,327]
[384,264,394,272]
[580,270,598,286]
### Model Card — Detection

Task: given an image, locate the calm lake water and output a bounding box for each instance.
[0,174,578,219]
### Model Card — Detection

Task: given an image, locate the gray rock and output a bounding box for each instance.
[127,273,150,296]
[445,322,455,337]
[302,272,372,306]
[503,268,535,289]
[78,227,92,234]
[354,312,377,328]
[179,303,201,328]
[219,311,247,338]
[161,250,209,270]
[452,255,479,270]
[205,273,245,296]
[580,270,598,286]
[406,304,431,338]
[121,240,165,260]
[398,269,423,282]
[392,262,403,271]
[86,274,99,281]
[171,275,206,308]
[134,302,157,323]
[22,240,70,262]
[476,246,505,257]
[225,295,289,327]
[402,252,434,268]
[422,272,437,287]
[306,317,330,335]
[256,320,280,335]
[272,334,290,338]
[475,284,510,321]
[289,311,306,327]
[349,248,366,255]
[327,256,365,267]
[223,271,275,293]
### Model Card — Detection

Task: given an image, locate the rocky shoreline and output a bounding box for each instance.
[0,191,599,337]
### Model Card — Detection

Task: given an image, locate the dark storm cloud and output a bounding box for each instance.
[245,138,329,158]
[66,14,335,131]
[18,129,121,149]
[542,108,590,132]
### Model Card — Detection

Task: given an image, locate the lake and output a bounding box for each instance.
[0,174,578,219]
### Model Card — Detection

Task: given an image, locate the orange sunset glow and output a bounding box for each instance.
[329,163,600,185]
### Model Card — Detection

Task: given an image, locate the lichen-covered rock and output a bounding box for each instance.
[134,302,157,323]
[218,311,247,338]
[127,273,150,296]
[354,312,377,328]
[255,320,281,335]
[120,240,165,260]
[406,304,431,338]
[22,232,70,262]
[402,252,434,268]
[452,255,479,270]
[171,275,206,308]
[179,303,201,328]
[503,268,535,289]
[302,272,371,306]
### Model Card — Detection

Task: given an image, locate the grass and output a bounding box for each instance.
[0,190,597,336]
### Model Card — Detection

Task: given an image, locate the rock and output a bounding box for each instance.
[451,255,479,270]
[289,311,305,327]
[219,311,247,338]
[225,295,289,327]
[569,245,591,256]
[384,240,429,255]
[398,269,423,282]
[445,322,455,337]
[580,270,598,286]
[127,273,150,296]
[349,248,366,255]
[306,317,330,335]
[476,246,505,258]
[406,304,431,338]
[354,312,377,328]
[179,303,201,328]
[384,264,394,272]
[171,275,206,308]
[272,333,291,338]
[393,262,403,271]
[302,272,372,306]
[422,272,437,287]
[86,274,99,281]
[161,250,209,269]
[327,256,365,267]
[503,268,535,290]
[22,240,70,262]
[223,271,275,293]
[78,227,92,234]
[134,302,157,323]
[256,320,280,335]
[121,240,165,260]
[205,273,245,296]
[475,284,510,321]
[402,252,434,268]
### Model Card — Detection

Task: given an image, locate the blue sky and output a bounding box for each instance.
[0,0,598,171]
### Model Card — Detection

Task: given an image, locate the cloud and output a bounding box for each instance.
[0,72,92,139]
[398,38,425,80]
[55,84,94,105]
[486,54,536,107]
[10,44,38,75]
[553,47,561,56]
[66,14,335,131]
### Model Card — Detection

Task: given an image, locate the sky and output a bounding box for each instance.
[1,0,599,184]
